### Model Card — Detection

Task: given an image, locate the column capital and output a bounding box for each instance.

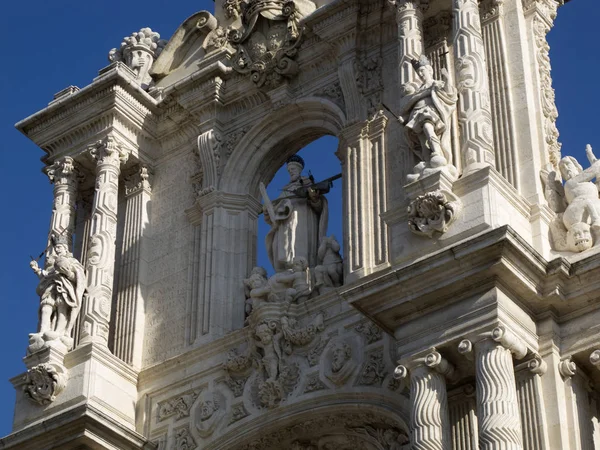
[389,0,429,15]
[395,348,458,382]
[480,0,504,23]
[89,136,131,166]
[124,165,152,197]
[44,156,80,186]
[558,355,577,380]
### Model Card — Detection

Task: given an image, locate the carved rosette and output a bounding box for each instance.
[408,190,461,237]
[80,137,130,346]
[227,0,304,87]
[23,363,67,406]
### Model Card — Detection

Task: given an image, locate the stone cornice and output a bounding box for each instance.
[15,64,159,162]
[342,225,600,333]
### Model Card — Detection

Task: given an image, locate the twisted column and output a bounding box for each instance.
[475,327,525,449]
[79,136,130,346]
[44,157,79,259]
[395,350,453,450]
[452,0,495,172]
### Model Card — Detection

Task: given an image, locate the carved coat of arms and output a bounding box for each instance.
[228,1,305,87]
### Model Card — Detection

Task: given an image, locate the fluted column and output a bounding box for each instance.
[474,327,526,449]
[338,122,370,279]
[44,156,79,258]
[112,165,151,368]
[452,0,496,172]
[79,136,130,346]
[515,355,549,450]
[480,0,519,189]
[395,350,454,450]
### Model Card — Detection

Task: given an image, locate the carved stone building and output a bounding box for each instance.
[4,0,600,449]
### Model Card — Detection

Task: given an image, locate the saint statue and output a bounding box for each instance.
[263,155,329,272]
[399,54,458,182]
[29,234,86,352]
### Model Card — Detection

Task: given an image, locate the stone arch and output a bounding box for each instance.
[220,97,347,197]
[206,393,410,450]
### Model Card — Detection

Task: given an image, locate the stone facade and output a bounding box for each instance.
[5,0,600,449]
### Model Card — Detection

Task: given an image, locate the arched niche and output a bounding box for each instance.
[205,396,410,450]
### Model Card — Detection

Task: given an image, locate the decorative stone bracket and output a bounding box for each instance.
[23,363,68,406]
[407,189,461,237]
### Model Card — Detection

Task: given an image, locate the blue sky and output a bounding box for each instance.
[0,0,597,438]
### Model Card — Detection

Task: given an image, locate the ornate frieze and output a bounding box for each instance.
[354,322,383,344]
[174,426,196,450]
[357,348,387,386]
[157,390,200,422]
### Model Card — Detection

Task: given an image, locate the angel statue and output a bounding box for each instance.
[398,54,458,183]
[541,144,600,253]
[28,234,86,353]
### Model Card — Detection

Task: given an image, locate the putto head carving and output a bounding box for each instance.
[108,27,167,90]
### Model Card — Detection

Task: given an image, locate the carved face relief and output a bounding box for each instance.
[567,222,593,252]
[331,343,351,373]
[199,400,217,421]
[287,163,302,181]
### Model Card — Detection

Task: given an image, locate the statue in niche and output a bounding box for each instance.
[398,55,458,183]
[28,234,86,353]
[314,235,343,294]
[542,145,600,252]
[108,27,167,90]
[261,155,329,272]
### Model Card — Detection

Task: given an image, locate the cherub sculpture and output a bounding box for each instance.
[29,234,86,352]
[243,266,270,315]
[253,322,283,382]
[541,145,600,252]
[267,257,312,303]
[314,235,343,294]
[398,55,458,183]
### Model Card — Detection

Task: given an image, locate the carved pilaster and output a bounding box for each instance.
[515,354,550,450]
[395,350,453,450]
[448,385,478,450]
[43,157,80,259]
[523,0,562,170]
[186,191,262,339]
[452,0,496,172]
[475,327,525,449]
[79,136,130,346]
[113,165,152,367]
[479,0,519,189]
[338,122,370,278]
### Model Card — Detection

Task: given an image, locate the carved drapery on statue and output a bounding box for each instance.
[263,155,329,272]
[227,0,314,87]
[28,234,86,354]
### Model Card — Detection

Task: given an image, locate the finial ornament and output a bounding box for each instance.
[108,27,167,90]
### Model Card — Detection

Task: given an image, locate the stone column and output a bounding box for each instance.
[395,350,454,450]
[79,136,130,346]
[475,327,526,449]
[480,0,519,189]
[452,0,496,172]
[43,156,79,257]
[448,384,478,450]
[112,165,151,368]
[186,191,262,340]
